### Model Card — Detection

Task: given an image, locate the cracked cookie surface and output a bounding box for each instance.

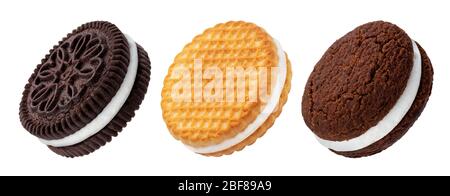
[302,21,414,141]
[334,43,433,157]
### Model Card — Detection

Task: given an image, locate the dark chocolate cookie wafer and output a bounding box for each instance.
[19,21,151,157]
[302,21,433,158]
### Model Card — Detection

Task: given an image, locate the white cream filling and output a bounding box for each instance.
[316,40,422,152]
[186,39,287,154]
[39,34,139,147]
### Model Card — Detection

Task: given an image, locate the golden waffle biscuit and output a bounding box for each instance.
[162,21,292,156]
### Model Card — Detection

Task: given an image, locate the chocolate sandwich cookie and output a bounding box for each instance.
[19,21,151,157]
[302,21,433,158]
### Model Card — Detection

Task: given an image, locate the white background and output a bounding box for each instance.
[0,0,448,176]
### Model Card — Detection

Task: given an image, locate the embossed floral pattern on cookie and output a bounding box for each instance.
[30,33,106,114]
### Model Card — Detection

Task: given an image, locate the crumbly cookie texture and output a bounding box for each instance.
[335,43,433,158]
[303,21,413,141]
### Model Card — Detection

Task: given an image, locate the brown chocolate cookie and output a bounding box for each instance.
[302,21,433,158]
[19,21,151,157]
